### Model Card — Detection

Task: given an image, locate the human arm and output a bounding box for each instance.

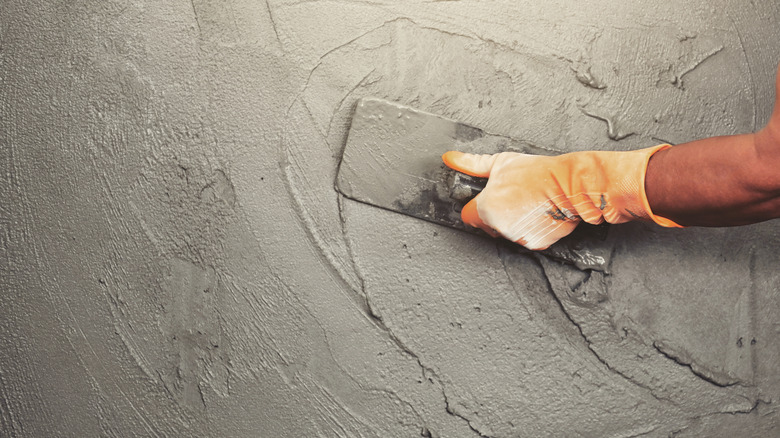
[443,62,780,249]
[645,65,780,226]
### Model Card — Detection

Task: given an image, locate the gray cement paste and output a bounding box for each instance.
[2,1,779,436]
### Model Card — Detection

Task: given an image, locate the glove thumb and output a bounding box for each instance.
[442,151,497,178]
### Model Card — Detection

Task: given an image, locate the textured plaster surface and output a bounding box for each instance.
[2,1,780,437]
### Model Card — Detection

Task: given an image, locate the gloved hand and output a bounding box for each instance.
[442,145,681,250]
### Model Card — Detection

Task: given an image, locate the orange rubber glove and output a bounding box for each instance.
[442,145,682,250]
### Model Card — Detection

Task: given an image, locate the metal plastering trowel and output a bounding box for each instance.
[335,97,611,271]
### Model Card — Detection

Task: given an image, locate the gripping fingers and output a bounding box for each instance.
[442,151,498,178]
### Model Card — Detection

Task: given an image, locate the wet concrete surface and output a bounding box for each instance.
[2,1,780,436]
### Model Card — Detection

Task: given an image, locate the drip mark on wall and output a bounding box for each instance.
[578,105,636,140]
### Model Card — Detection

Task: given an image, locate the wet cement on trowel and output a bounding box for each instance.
[3,1,780,437]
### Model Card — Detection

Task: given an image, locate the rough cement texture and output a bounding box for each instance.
[2,1,779,437]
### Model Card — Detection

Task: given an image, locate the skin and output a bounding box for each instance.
[645,62,780,226]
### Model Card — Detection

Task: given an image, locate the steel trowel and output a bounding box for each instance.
[335,97,611,271]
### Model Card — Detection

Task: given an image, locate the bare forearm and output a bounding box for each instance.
[646,61,780,227]
[645,129,780,226]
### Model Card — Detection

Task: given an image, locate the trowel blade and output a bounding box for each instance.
[335,97,612,271]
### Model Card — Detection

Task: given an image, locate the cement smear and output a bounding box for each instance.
[2,1,780,436]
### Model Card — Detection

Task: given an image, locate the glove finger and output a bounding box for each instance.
[461,198,499,237]
[442,151,497,178]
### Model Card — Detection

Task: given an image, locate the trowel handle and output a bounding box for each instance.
[447,171,610,241]
[448,172,487,202]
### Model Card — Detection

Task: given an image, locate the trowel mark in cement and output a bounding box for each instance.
[116,156,237,409]
[533,255,757,409]
[157,259,229,410]
[650,275,755,387]
[107,259,230,411]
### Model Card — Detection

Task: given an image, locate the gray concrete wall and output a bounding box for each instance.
[2,1,779,436]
